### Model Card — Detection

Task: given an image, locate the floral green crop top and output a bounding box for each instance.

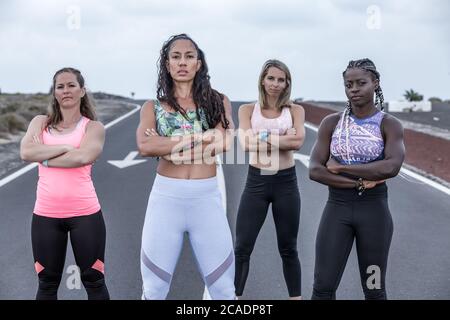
[154,99,209,137]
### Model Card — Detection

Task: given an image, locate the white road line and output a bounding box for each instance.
[304,122,318,131]
[108,151,147,169]
[303,121,450,196]
[104,104,141,129]
[399,167,450,196]
[293,153,310,168]
[0,163,38,188]
[0,104,141,188]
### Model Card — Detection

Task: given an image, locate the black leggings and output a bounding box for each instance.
[312,183,393,300]
[31,211,110,300]
[234,165,302,297]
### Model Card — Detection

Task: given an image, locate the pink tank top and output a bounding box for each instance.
[250,102,293,135]
[34,116,101,218]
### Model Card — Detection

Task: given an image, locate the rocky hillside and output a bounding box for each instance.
[0,92,140,178]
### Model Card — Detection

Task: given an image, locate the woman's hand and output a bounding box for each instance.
[363,180,377,189]
[286,128,297,136]
[362,179,386,189]
[145,128,158,137]
[32,134,42,144]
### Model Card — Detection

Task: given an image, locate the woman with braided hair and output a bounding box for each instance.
[136,34,235,299]
[309,58,405,299]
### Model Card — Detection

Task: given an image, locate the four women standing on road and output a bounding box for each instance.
[20,40,402,300]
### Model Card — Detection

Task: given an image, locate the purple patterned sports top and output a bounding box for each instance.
[330,110,385,165]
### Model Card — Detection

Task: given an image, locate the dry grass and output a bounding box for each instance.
[0,94,50,137]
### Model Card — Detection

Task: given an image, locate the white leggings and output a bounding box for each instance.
[140,174,235,300]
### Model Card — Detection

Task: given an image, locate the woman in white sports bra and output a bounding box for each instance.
[234,59,306,299]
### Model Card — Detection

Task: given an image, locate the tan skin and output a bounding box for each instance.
[238,66,305,300]
[309,68,405,188]
[238,66,305,172]
[136,39,234,179]
[20,72,105,167]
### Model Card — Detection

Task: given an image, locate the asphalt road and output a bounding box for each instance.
[0,102,449,299]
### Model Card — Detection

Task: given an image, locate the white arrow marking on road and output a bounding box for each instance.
[108,151,147,169]
[294,152,310,168]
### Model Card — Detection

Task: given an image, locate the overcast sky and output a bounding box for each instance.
[1,0,449,102]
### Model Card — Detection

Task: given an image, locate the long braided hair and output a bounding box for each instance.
[339,58,385,164]
[156,34,230,130]
[343,58,385,112]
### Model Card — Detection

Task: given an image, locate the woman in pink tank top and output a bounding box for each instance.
[234,60,306,299]
[20,67,109,300]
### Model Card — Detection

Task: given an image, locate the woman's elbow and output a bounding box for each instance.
[137,142,152,157]
[385,163,402,178]
[290,136,304,150]
[309,165,321,181]
[20,144,32,162]
[77,154,91,166]
[222,144,230,153]
[222,138,232,153]
[20,149,29,162]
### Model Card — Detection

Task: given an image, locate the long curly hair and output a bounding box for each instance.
[156,34,229,130]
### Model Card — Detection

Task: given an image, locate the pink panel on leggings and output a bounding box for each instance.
[92,259,105,274]
[34,261,44,274]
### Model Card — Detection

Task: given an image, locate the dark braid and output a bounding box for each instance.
[343,58,385,111]
[375,86,385,111]
[156,34,229,130]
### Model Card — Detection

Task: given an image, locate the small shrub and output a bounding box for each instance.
[0,117,9,132]
[0,102,21,114]
[0,113,28,134]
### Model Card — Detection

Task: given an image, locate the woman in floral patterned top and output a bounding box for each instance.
[136,33,236,300]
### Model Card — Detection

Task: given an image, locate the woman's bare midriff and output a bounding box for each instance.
[250,149,295,171]
[157,159,217,179]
